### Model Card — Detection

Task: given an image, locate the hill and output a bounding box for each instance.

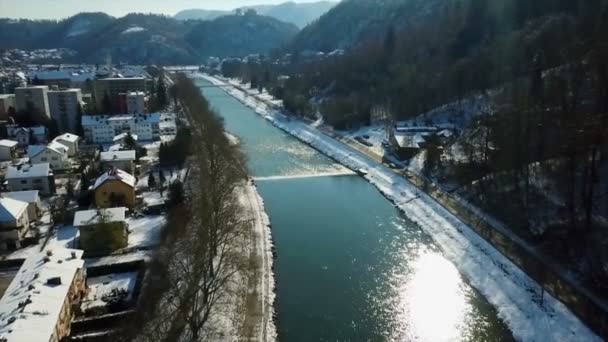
[185,13,299,58]
[175,1,337,28]
[0,12,299,64]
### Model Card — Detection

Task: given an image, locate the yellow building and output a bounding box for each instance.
[93,169,136,208]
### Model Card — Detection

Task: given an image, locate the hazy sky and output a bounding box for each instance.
[0,0,329,19]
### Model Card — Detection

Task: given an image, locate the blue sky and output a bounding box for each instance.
[0,0,331,19]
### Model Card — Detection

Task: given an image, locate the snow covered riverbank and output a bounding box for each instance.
[196,73,601,342]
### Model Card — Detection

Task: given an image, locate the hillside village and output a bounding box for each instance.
[0,63,184,341]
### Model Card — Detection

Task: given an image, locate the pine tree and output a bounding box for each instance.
[148,172,156,189]
[156,76,168,109]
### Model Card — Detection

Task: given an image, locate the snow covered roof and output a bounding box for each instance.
[100,150,136,162]
[73,207,126,227]
[27,142,67,158]
[82,113,161,126]
[0,140,18,148]
[0,248,84,342]
[53,133,79,144]
[34,70,94,83]
[1,191,40,204]
[6,163,52,179]
[113,133,138,142]
[93,169,135,190]
[0,197,28,222]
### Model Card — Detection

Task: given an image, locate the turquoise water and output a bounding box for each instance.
[198,79,513,341]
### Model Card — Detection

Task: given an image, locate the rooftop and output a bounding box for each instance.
[0,248,84,342]
[73,207,127,227]
[82,113,161,126]
[113,133,138,142]
[6,163,52,179]
[100,150,136,162]
[93,169,136,190]
[1,191,39,204]
[0,197,28,222]
[53,133,79,144]
[0,140,18,148]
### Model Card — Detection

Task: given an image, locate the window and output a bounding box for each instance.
[20,180,28,184]
[51,157,58,161]
[33,179,42,184]
[41,157,48,161]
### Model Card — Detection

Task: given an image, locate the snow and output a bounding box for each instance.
[81,272,137,311]
[85,250,151,268]
[126,215,164,249]
[198,74,602,342]
[121,26,146,34]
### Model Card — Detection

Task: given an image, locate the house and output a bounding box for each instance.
[0,139,18,161]
[81,113,161,143]
[5,163,55,195]
[73,207,128,254]
[27,141,69,170]
[6,126,31,147]
[0,247,86,341]
[389,130,425,160]
[53,133,80,157]
[100,150,136,173]
[1,190,41,220]
[93,169,136,208]
[31,125,48,144]
[0,197,30,250]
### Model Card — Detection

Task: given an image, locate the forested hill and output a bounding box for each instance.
[0,12,298,64]
[185,13,299,59]
[175,1,337,28]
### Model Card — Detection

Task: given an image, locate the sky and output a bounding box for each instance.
[0,0,329,19]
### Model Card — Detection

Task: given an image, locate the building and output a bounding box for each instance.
[1,190,41,220]
[93,169,136,208]
[15,85,51,119]
[0,94,16,120]
[27,141,69,170]
[0,247,86,342]
[48,88,83,134]
[5,163,55,195]
[82,113,160,143]
[94,77,146,111]
[126,91,146,114]
[32,69,95,89]
[0,197,30,250]
[6,126,30,147]
[0,140,18,161]
[73,207,128,254]
[53,133,80,157]
[100,150,136,173]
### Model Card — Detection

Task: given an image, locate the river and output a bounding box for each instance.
[197,78,513,342]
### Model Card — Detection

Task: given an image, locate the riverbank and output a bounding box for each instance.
[196,73,601,341]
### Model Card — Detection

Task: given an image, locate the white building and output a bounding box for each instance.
[126,91,146,114]
[53,133,80,157]
[1,190,41,220]
[0,197,30,250]
[5,163,55,195]
[48,88,83,134]
[0,247,86,341]
[15,85,50,119]
[0,94,15,119]
[82,113,161,144]
[27,141,69,170]
[100,150,136,173]
[0,139,18,161]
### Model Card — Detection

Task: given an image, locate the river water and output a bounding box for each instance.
[198,79,513,342]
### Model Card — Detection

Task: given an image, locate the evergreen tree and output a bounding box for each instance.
[76,104,84,136]
[102,92,113,114]
[148,172,156,189]
[156,76,168,109]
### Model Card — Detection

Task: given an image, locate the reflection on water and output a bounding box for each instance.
[397,252,467,341]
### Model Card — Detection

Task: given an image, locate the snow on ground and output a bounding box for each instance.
[85,250,152,268]
[199,73,602,342]
[81,272,138,311]
[342,124,387,157]
[126,215,164,249]
[122,26,146,34]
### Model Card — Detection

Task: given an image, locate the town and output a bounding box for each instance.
[0,62,182,340]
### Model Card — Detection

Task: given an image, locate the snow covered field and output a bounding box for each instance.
[198,73,601,342]
[126,215,165,249]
